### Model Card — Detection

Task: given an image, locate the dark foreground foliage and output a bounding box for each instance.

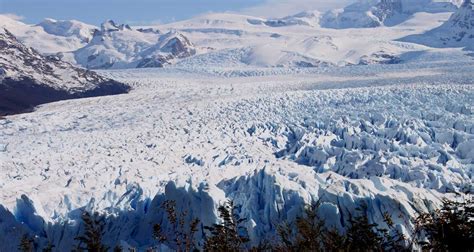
[152,200,200,252]
[19,197,473,251]
[275,203,408,252]
[73,211,108,252]
[203,201,250,252]
[415,198,474,252]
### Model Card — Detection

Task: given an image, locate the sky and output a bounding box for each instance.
[0,0,353,25]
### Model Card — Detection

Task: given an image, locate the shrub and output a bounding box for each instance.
[415,198,474,252]
[153,200,200,252]
[203,201,250,252]
[18,234,34,252]
[74,211,108,252]
[276,202,409,252]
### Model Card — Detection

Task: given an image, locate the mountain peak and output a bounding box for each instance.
[100,20,132,33]
[400,0,474,50]
[101,19,119,32]
[449,0,474,29]
[159,30,195,57]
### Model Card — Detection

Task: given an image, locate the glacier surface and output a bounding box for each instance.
[0,50,473,249]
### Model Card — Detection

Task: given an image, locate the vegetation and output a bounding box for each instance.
[18,234,34,252]
[153,200,200,252]
[275,203,408,252]
[415,198,474,252]
[22,197,473,251]
[276,203,325,251]
[42,242,55,252]
[73,211,109,252]
[203,201,250,252]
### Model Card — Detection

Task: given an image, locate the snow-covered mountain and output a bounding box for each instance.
[0,3,467,70]
[0,15,95,54]
[402,0,474,50]
[36,18,98,43]
[73,20,196,69]
[321,0,462,28]
[0,28,130,115]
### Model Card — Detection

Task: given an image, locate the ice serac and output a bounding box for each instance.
[0,182,220,251]
[74,21,196,69]
[0,28,130,115]
[402,0,474,50]
[321,0,461,28]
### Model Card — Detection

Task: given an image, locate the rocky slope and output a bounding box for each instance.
[402,0,474,50]
[0,29,130,116]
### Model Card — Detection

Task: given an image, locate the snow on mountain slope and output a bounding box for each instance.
[74,20,196,69]
[0,28,130,115]
[0,15,92,54]
[161,12,267,29]
[401,0,474,50]
[263,11,321,27]
[320,0,461,28]
[36,18,98,43]
[176,46,334,68]
[0,52,473,249]
[149,9,456,68]
[0,8,465,70]
[174,24,432,68]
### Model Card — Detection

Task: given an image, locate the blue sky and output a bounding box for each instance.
[0,0,353,25]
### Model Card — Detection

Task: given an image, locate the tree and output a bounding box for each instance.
[341,204,409,252]
[415,198,474,252]
[276,202,409,252]
[153,200,200,252]
[276,203,325,251]
[203,201,250,252]
[42,241,55,252]
[18,234,34,252]
[344,205,385,251]
[74,211,109,252]
[322,228,347,251]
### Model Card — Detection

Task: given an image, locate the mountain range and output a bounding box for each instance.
[1,0,473,70]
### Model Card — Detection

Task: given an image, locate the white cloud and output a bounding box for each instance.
[241,0,355,18]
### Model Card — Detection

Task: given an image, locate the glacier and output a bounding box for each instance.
[0,51,473,249]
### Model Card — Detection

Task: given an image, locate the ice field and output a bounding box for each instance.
[0,50,473,249]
